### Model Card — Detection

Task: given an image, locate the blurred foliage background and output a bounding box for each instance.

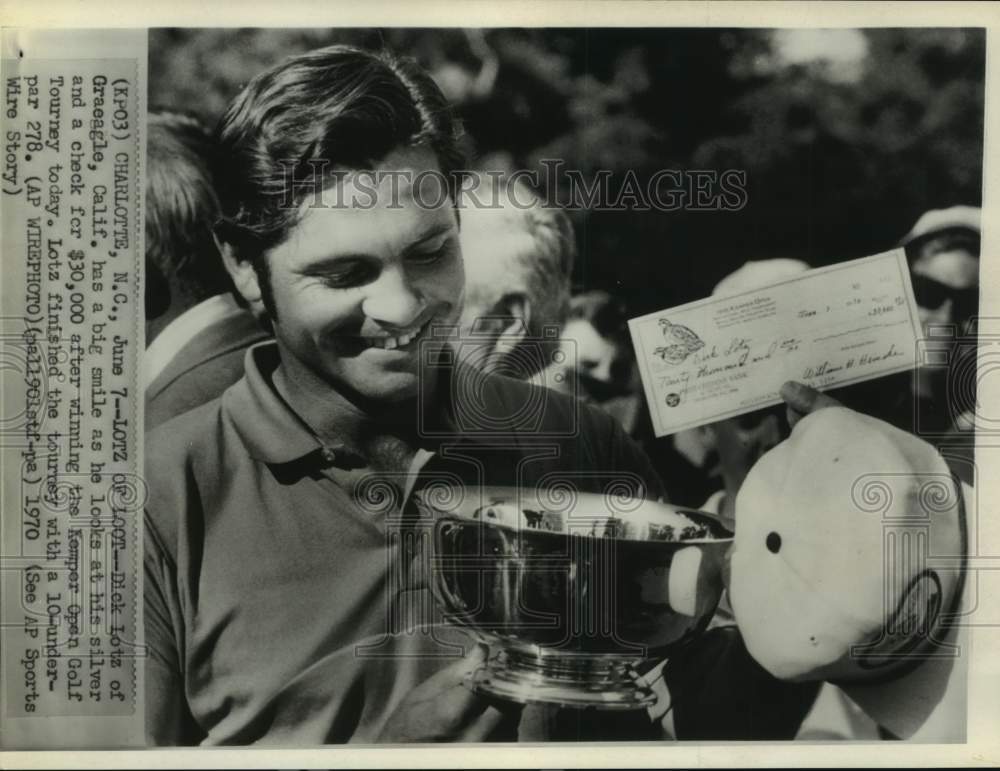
[150,27,984,315]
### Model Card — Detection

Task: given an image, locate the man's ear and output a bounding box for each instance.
[216,235,263,310]
[483,293,532,374]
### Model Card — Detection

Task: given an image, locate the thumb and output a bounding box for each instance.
[780,380,842,429]
[413,641,489,696]
[449,641,490,683]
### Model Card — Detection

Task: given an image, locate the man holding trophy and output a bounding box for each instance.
[143,44,970,744]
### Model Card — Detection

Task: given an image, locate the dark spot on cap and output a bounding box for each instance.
[766,531,782,553]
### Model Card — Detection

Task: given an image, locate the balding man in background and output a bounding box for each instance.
[455,173,575,379]
[455,176,668,741]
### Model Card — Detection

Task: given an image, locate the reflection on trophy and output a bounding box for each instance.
[427,487,732,709]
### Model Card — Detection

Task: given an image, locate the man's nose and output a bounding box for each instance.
[918,299,954,332]
[361,268,425,328]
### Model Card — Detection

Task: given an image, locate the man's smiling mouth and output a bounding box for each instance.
[361,318,433,350]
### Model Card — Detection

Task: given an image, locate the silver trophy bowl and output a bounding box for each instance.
[426,486,732,710]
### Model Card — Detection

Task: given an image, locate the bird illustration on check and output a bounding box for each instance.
[654,319,705,364]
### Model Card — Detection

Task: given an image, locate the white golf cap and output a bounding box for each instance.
[728,405,965,683]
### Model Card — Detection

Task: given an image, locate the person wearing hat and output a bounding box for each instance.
[676,259,812,529]
[901,206,981,484]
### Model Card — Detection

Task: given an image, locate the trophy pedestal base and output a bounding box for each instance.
[469,648,654,710]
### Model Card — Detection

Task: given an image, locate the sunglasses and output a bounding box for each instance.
[910,274,979,315]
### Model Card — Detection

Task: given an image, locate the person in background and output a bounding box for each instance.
[143,109,269,428]
[459,191,714,742]
[540,290,645,433]
[902,205,981,483]
[455,172,575,380]
[673,259,810,527]
[538,287,718,507]
[839,206,982,483]
[718,265,880,741]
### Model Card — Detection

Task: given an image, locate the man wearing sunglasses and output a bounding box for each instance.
[902,206,981,481]
[904,205,981,340]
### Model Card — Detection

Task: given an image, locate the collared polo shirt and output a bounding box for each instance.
[143,342,666,745]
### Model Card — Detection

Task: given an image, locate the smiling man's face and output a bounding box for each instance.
[259,147,465,404]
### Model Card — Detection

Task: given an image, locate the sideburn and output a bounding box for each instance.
[251,251,279,322]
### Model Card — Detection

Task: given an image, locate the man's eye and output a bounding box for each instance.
[319,264,377,288]
[407,237,454,265]
[407,246,447,265]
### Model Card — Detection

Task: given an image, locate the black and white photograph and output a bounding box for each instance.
[141,25,984,745]
[1,3,998,766]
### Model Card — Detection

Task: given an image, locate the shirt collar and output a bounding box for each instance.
[223,342,324,465]
[222,341,506,467]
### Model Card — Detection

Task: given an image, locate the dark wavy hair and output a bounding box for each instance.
[213,45,467,316]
